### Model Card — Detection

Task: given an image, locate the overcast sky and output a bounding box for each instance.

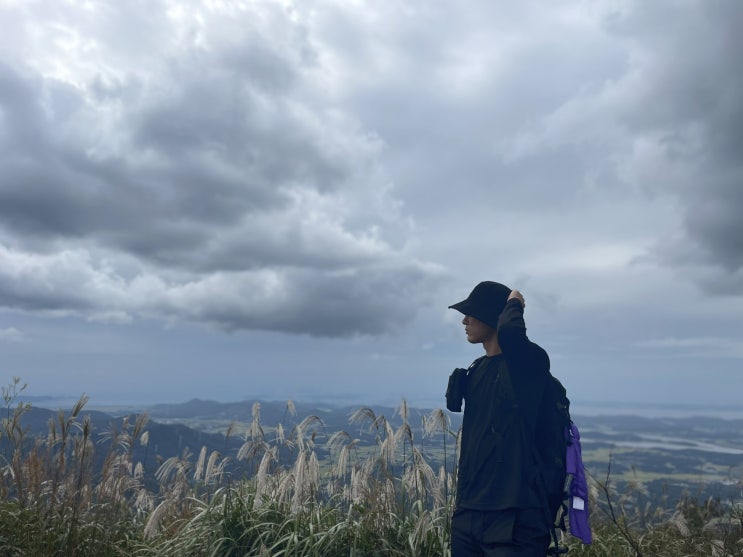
[1,0,741,413]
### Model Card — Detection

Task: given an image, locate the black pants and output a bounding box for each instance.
[451,507,551,557]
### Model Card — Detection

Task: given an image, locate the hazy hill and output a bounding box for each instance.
[143,397,450,435]
[0,405,244,486]
[8,398,743,506]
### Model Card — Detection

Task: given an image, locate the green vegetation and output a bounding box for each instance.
[1,377,742,556]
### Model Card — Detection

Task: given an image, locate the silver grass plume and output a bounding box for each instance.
[143,499,172,539]
[292,414,324,453]
[255,446,278,502]
[670,509,691,537]
[326,430,356,478]
[395,399,410,425]
[422,408,450,438]
[250,402,264,442]
[291,451,307,512]
[394,422,414,450]
[275,422,286,446]
[204,450,226,484]
[349,406,377,427]
[402,446,438,503]
[194,446,207,482]
[277,467,295,505]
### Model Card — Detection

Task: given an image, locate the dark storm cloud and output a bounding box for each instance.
[604,0,743,278]
[0,57,305,254]
[154,263,441,337]
[0,3,442,336]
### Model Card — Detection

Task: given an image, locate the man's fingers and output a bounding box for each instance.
[508,290,525,307]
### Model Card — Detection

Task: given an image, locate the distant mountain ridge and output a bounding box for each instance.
[143,397,438,432]
[1,405,244,480]
[7,397,743,505]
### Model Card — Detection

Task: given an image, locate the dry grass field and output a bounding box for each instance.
[1,378,742,556]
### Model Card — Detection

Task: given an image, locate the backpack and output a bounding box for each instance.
[535,374,593,553]
[564,421,592,545]
[535,375,571,518]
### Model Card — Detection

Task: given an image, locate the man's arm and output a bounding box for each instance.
[496,290,528,354]
[497,290,550,432]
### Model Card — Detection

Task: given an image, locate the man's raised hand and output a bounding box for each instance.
[508,290,525,308]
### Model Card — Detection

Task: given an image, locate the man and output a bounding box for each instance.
[446,281,552,557]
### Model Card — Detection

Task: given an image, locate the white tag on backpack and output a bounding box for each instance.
[572,496,585,511]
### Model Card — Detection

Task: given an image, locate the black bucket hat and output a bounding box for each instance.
[448,281,511,329]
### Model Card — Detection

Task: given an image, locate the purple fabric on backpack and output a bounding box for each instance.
[565,423,592,544]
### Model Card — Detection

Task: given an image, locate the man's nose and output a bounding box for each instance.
[462,315,469,325]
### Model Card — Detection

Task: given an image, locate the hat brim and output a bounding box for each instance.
[448,300,471,314]
[448,299,500,329]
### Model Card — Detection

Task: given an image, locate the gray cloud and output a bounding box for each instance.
[0,2,443,336]
[154,263,442,337]
[0,245,442,337]
[602,1,743,278]
[370,0,743,292]
[0,327,24,343]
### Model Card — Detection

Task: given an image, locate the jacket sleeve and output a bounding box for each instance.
[497,299,550,434]
[496,298,529,354]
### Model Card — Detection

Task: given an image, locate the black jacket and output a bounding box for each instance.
[453,298,550,510]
